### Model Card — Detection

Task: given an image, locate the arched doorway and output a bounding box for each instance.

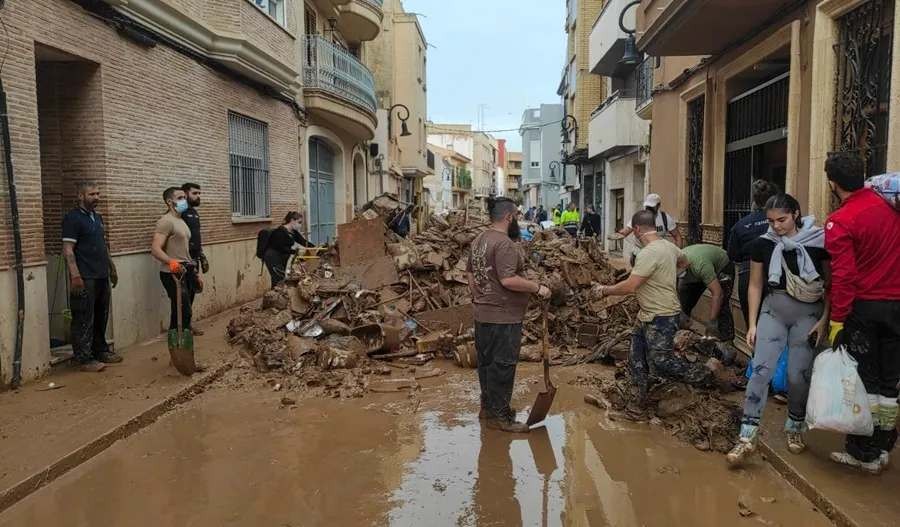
[309,138,336,244]
[353,154,366,210]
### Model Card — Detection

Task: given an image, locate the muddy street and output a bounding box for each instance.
[0,362,830,527]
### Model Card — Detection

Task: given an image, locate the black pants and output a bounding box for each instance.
[69,278,111,362]
[842,300,900,461]
[263,250,290,289]
[475,322,522,420]
[737,267,751,327]
[678,265,736,342]
[160,271,197,331]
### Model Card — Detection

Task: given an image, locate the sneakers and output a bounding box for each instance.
[829,451,884,475]
[96,352,123,364]
[726,424,759,467]
[784,417,806,454]
[485,417,530,433]
[880,450,890,468]
[726,438,757,467]
[786,431,806,454]
[79,360,106,373]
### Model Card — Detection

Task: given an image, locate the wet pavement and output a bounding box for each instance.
[0,363,831,527]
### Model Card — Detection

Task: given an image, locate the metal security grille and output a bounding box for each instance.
[723,73,789,245]
[833,0,894,178]
[686,96,705,244]
[229,112,271,218]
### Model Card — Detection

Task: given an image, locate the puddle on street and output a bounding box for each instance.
[0,365,830,527]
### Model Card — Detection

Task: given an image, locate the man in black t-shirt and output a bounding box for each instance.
[181,183,206,336]
[62,182,122,372]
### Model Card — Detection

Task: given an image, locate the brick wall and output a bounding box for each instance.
[575,0,607,150]
[0,0,304,268]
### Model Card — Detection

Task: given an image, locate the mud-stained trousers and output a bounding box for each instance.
[475,322,523,420]
[69,278,112,363]
[630,315,714,400]
[839,300,900,462]
[741,291,821,429]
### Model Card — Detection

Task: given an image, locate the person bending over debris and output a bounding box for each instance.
[678,244,736,363]
[824,152,900,474]
[726,193,830,467]
[596,210,721,403]
[467,197,551,433]
[264,211,314,288]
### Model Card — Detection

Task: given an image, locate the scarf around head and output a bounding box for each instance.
[761,216,824,285]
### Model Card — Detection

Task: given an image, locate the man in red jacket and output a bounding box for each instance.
[824,152,900,474]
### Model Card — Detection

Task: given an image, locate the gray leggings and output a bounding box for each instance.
[742,291,823,426]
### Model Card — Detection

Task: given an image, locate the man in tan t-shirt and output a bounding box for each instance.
[467,197,551,433]
[151,187,202,342]
[597,210,718,401]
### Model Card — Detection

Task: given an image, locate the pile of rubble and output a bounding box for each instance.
[227,195,641,398]
[580,330,744,453]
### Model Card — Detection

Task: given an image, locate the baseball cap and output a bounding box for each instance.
[643,193,662,208]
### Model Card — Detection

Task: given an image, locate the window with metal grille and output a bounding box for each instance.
[229,112,271,218]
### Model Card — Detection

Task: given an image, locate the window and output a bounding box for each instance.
[530,140,541,168]
[304,6,317,35]
[229,112,271,218]
[254,0,286,26]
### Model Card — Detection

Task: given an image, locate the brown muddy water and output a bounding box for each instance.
[0,363,830,526]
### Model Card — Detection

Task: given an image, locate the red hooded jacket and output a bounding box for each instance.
[825,188,900,322]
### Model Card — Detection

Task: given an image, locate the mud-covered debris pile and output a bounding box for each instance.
[577,329,744,453]
[227,198,639,398]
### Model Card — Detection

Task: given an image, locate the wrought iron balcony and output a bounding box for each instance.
[635,56,654,114]
[303,35,376,113]
[361,0,383,6]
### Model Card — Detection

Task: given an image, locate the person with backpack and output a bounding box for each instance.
[727,180,780,326]
[260,211,314,288]
[726,193,830,467]
[824,153,900,474]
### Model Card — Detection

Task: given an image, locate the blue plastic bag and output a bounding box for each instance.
[745,345,789,393]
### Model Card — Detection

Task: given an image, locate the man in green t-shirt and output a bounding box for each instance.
[679,244,736,358]
[597,211,719,401]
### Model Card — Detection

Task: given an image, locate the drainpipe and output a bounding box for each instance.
[0,76,26,388]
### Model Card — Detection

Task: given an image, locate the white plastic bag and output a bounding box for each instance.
[805,346,873,435]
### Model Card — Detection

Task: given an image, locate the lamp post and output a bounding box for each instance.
[388,104,412,138]
[618,1,642,70]
[560,114,578,150]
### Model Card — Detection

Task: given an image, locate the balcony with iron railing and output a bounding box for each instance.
[336,0,384,43]
[304,35,377,112]
[635,56,654,119]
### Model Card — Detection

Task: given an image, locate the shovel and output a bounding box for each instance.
[526,303,556,428]
[167,269,197,376]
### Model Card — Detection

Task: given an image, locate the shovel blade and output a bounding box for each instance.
[526,384,557,427]
[167,329,197,376]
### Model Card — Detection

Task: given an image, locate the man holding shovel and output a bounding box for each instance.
[596,210,722,402]
[468,197,551,433]
[151,187,201,375]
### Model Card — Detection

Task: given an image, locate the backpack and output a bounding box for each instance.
[255,228,272,259]
[866,173,900,212]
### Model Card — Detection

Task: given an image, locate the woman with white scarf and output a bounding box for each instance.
[727,193,831,467]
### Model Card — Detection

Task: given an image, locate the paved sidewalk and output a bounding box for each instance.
[759,402,900,527]
[0,305,243,512]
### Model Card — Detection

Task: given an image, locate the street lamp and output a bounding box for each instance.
[548,160,561,181]
[560,114,578,148]
[442,167,452,183]
[388,104,412,138]
[618,1,642,70]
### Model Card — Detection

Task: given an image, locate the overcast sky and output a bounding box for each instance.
[403,0,567,152]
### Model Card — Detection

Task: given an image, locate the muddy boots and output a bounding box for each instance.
[784,417,806,455]
[726,424,758,467]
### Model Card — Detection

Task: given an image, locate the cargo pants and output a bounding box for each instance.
[631,315,714,400]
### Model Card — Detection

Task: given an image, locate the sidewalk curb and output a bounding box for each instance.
[0,361,232,514]
[757,438,855,527]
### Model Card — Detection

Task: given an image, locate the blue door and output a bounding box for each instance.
[309,138,336,244]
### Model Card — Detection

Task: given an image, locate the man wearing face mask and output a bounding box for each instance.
[597,210,722,402]
[151,187,200,338]
[468,197,551,432]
